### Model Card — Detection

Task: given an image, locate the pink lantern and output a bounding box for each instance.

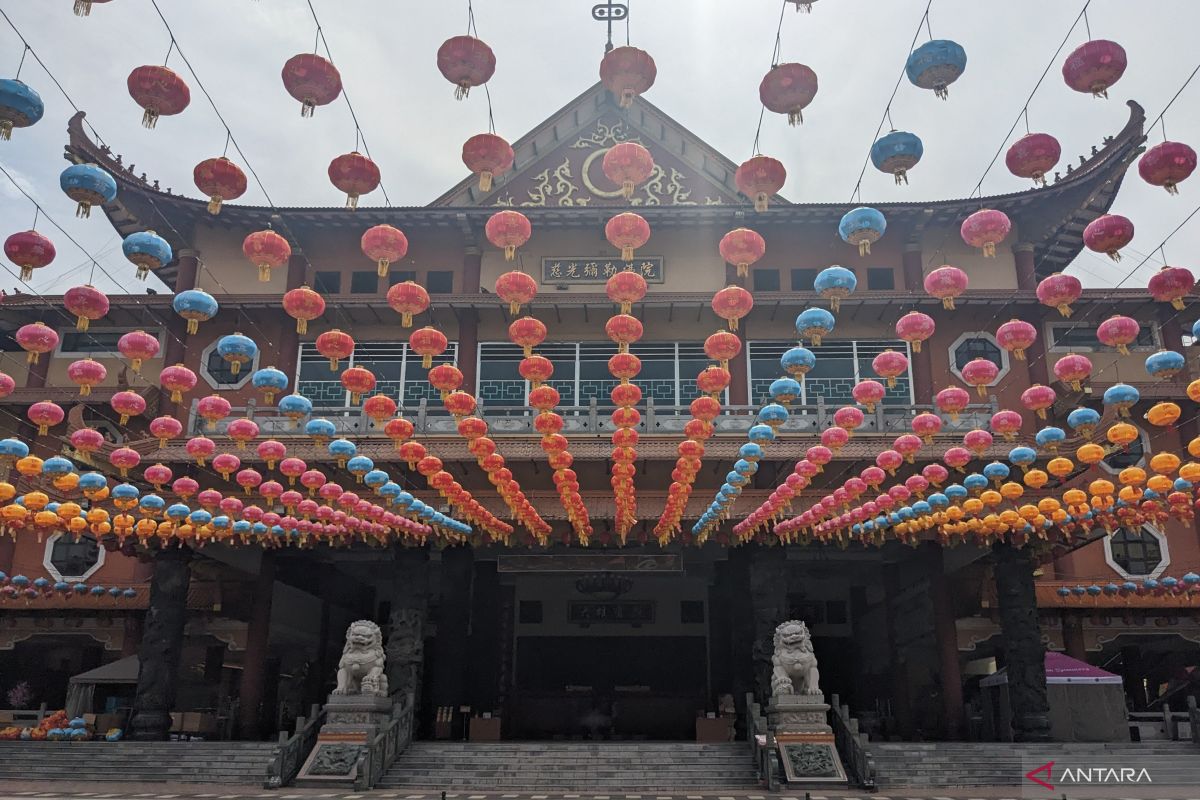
[1147,266,1195,310]
[961,357,1000,398]
[821,426,850,452]
[833,405,865,433]
[63,285,109,332]
[236,468,263,496]
[172,477,199,499]
[117,330,160,373]
[110,390,147,425]
[213,453,241,480]
[806,445,833,471]
[923,463,949,486]
[935,386,971,421]
[186,436,216,466]
[1083,214,1134,261]
[1020,384,1057,420]
[893,434,923,463]
[1096,315,1141,355]
[27,400,64,435]
[149,416,183,448]
[960,209,1011,257]
[1138,141,1197,195]
[1036,273,1083,318]
[1005,133,1061,186]
[911,412,943,443]
[895,311,935,353]
[257,440,287,470]
[990,410,1024,441]
[69,428,105,463]
[1053,353,1093,392]
[963,429,994,457]
[923,265,968,309]
[66,358,106,396]
[143,463,173,490]
[905,474,929,497]
[943,446,972,472]
[996,319,1037,360]
[108,447,140,478]
[852,380,886,413]
[860,466,886,488]
[279,457,307,485]
[0,372,12,400]
[875,449,903,476]
[871,349,909,389]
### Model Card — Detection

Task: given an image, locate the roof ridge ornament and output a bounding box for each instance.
[591,2,628,54]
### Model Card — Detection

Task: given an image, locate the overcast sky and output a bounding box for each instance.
[1,0,1197,296]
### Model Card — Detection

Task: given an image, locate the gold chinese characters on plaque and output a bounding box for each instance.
[541,257,664,285]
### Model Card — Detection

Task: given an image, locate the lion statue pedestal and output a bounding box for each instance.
[765,621,847,786]
[296,621,395,787]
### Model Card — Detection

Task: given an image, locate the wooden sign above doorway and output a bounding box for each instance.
[496,553,681,573]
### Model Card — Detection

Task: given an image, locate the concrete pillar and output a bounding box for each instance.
[901,243,924,291]
[1013,243,1037,291]
[238,550,276,738]
[1062,613,1087,661]
[926,544,964,739]
[130,547,193,740]
[463,247,482,293]
[992,542,1051,741]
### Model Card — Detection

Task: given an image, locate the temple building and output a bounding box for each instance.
[0,82,1197,751]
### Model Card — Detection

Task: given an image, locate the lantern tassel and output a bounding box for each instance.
[258,264,271,282]
[619,89,634,108]
[1172,298,1186,311]
[76,316,88,332]
[401,312,412,328]
[0,121,12,141]
[934,85,949,100]
[754,192,768,212]
[1164,182,1180,196]
[74,0,93,15]
[455,83,471,101]
[737,263,748,278]
[504,245,516,261]
[76,201,92,218]
[187,319,200,335]
[622,180,634,199]
[983,242,996,258]
[131,358,142,373]
[136,265,149,280]
[19,267,32,281]
[1013,348,1026,361]
[422,355,433,368]
[376,258,390,278]
[727,317,738,332]
[295,318,307,335]
[230,361,241,376]
[621,246,634,262]
[858,240,871,256]
[142,109,159,129]
[346,193,359,210]
[508,301,520,316]
[301,99,316,118]
[207,195,223,215]
[479,172,494,193]
[170,390,182,403]
[912,340,922,353]
[942,297,955,310]
[1056,303,1072,318]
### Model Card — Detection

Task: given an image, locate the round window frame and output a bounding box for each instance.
[947,331,1011,387]
[199,339,259,390]
[1102,523,1170,580]
[42,532,106,582]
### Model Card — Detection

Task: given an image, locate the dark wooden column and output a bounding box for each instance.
[158,249,201,419]
[729,319,750,406]
[238,549,276,738]
[130,547,193,740]
[459,248,482,395]
[1013,243,1037,291]
[901,242,923,291]
[1121,645,1148,711]
[1061,613,1087,661]
[429,545,474,711]
[925,544,964,739]
[992,542,1051,741]
[468,560,502,713]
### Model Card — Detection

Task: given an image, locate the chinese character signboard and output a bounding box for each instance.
[541,256,664,285]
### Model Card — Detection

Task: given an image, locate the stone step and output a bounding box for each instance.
[0,741,277,785]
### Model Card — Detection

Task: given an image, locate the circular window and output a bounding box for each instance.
[199,340,258,390]
[948,332,1010,385]
[1104,525,1168,579]
[43,532,105,582]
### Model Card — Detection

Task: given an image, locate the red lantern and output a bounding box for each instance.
[458,416,488,440]
[362,394,397,423]
[935,386,971,421]
[66,358,106,396]
[444,391,477,418]
[27,400,64,435]
[340,367,376,405]
[1148,266,1194,310]
[894,311,935,353]
[1005,133,1061,186]
[508,316,547,356]
[242,229,291,282]
[923,265,968,309]
[117,329,160,373]
[690,395,722,421]
[1139,141,1197,195]
[159,363,197,403]
[718,228,766,279]
[599,45,656,108]
[1020,384,1057,420]
[281,53,342,116]
[1062,39,1127,98]
[852,380,886,413]
[995,319,1038,360]
[360,224,408,278]
[961,357,999,398]
[5,230,55,281]
[126,65,190,128]
[1096,315,1141,355]
[519,355,554,386]
[462,133,514,193]
[911,412,943,443]
[960,209,1011,257]
[704,330,743,368]
[329,152,380,209]
[282,285,326,334]
[315,329,355,370]
[696,366,732,397]
[193,157,247,215]
[486,210,531,261]
[110,388,146,424]
[528,385,560,412]
[384,417,414,449]
[409,327,448,368]
[64,285,109,332]
[385,280,429,328]
[607,352,641,382]
[711,285,754,331]
[1036,273,1082,318]
[605,314,644,353]
[602,142,655,200]
[0,372,12,400]
[735,155,786,212]
[495,270,538,315]
[428,364,464,398]
[605,270,648,314]
[611,383,642,408]
[605,212,650,262]
[437,36,496,99]
[871,349,909,389]
[15,321,58,364]
[1053,353,1093,392]
[759,63,818,125]
[1083,214,1134,261]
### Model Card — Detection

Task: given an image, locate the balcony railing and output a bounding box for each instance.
[187,397,998,438]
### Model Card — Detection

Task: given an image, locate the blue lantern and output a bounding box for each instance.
[982,461,1010,486]
[1145,349,1186,380]
[251,367,289,403]
[165,503,190,523]
[796,307,836,346]
[305,417,337,442]
[726,470,748,488]
[0,79,44,140]
[394,491,414,509]
[734,458,758,476]
[944,484,968,503]
[363,469,389,490]
[871,131,923,184]
[172,288,219,334]
[328,438,357,467]
[927,492,949,508]
[78,472,108,494]
[757,403,790,429]
[278,394,313,427]
[963,473,989,493]
[346,456,374,482]
[747,424,777,445]
[1008,446,1037,471]
[1066,407,1101,437]
[0,437,29,463]
[781,346,816,377]
[1192,320,1200,340]
[138,494,165,515]
[813,265,858,311]
[905,39,967,98]
[1182,572,1200,587]
[60,164,117,218]
[122,230,173,280]
[838,207,887,256]
[740,442,767,461]
[41,456,75,477]
[1102,383,1139,417]
[216,333,257,377]
[769,377,802,405]
[189,509,212,527]
[1035,426,1067,452]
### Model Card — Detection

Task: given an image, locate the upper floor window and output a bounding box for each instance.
[1104,525,1168,578]
[1046,322,1159,352]
[427,271,454,294]
[297,340,458,408]
[752,269,780,292]
[350,271,378,294]
[57,329,161,357]
[790,268,820,292]
[44,532,104,582]
[747,339,913,407]
[866,267,894,290]
[389,270,418,286]
[313,271,342,294]
[949,332,1009,386]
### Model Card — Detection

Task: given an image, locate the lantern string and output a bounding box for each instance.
[14,43,27,80]
[1082,7,1092,40]
[626,0,632,46]
[465,2,499,139]
[749,0,789,158]
[924,10,933,41]
[221,131,231,159]
[304,0,393,207]
[846,0,931,203]
[1146,61,1200,143]
[1022,108,1030,136]
[30,206,39,231]
[162,38,175,68]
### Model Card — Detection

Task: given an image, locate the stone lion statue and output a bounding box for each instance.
[770,620,821,697]
[333,620,388,697]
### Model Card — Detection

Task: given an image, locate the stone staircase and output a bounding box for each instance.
[868,741,1200,787]
[0,740,279,785]
[379,741,760,790]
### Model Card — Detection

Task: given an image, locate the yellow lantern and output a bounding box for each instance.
[1106,422,1139,448]
[22,491,48,511]
[1118,485,1142,503]
[0,482,14,503]
[52,473,79,493]
[1077,443,1106,465]
[1047,457,1075,479]
[1188,378,1200,403]
[15,456,43,479]
[1149,452,1181,475]
[1146,474,1173,494]
[1088,479,1115,498]
[1063,488,1088,507]
[1145,402,1181,427]
[1051,508,1069,524]
[947,505,964,521]
[1001,482,1024,502]
[980,489,1002,507]
[963,497,984,515]
[1191,437,1200,458]
[1018,503,1040,521]
[1024,469,1049,489]
[1180,462,1200,483]
[55,501,82,524]
[0,504,28,528]
[1000,509,1022,527]
[1119,466,1147,486]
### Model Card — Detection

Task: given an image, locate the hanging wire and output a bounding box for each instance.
[1146,61,1200,143]
[465,0,498,136]
[847,0,932,203]
[626,0,631,46]
[303,0,393,206]
[14,43,27,79]
[749,1,790,157]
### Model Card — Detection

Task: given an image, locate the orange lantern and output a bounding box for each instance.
[711,285,754,331]
[1106,422,1139,449]
[1145,402,1181,427]
[605,212,650,262]
[495,270,538,315]
[409,326,448,368]
[1077,443,1106,465]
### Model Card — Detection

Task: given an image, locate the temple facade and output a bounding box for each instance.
[0,84,1197,744]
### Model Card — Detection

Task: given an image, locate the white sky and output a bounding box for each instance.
[0,0,1197,296]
